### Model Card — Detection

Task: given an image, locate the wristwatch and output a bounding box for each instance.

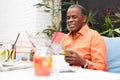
[81,62,89,68]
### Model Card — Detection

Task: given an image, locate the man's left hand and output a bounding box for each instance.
[64,50,87,67]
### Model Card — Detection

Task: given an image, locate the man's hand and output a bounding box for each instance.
[64,50,87,67]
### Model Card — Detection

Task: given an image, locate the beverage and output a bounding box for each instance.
[6,49,15,60]
[0,48,6,61]
[5,44,16,61]
[33,55,52,76]
[0,44,7,61]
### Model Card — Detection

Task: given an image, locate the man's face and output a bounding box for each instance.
[66,7,86,33]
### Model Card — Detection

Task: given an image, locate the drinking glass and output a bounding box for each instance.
[0,44,6,61]
[33,47,52,76]
[5,44,16,61]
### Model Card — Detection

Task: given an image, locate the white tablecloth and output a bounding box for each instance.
[1,67,120,80]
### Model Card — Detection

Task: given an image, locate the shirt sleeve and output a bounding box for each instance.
[87,35,107,71]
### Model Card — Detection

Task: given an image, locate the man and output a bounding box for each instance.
[60,4,107,71]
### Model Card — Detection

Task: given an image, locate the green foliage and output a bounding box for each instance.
[86,10,98,29]
[34,0,76,38]
[35,1,120,38]
[86,8,120,37]
[34,0,61,38]
[100,8,120,37]
[62,0,75,7]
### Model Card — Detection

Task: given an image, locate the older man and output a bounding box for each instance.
[60,4,107,71]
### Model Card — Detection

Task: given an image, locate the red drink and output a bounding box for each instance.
[33,55,52,76]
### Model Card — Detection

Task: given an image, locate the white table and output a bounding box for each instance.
[1,67,120,80]
[1,55,120,80]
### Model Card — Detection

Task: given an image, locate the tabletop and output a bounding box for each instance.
[1,67,120,80]
[1,55,120,80]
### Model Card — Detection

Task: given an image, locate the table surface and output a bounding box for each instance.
[1,55,120,80]
[1,67,120,80]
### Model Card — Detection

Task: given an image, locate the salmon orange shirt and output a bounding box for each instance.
[60,24,107,71]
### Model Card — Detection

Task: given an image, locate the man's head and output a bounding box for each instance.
[66,4,87,33]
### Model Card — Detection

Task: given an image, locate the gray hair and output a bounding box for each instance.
[68,4,86,15]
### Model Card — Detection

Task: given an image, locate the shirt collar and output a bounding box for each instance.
[68,24,89,36]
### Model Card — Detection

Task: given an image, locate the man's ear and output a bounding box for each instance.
[83,16,86,23]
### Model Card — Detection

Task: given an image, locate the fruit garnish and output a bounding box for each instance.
[62,50,67,55]
[0,49,6,55]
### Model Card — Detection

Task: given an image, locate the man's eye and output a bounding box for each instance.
[67,15,77,20]
[67,17,70,20]
[72,16,77,19]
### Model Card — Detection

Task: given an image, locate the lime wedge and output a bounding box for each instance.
[0,49,6,55]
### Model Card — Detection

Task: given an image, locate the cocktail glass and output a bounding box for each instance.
[33,47,52,76]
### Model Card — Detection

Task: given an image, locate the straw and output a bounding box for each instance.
[25,31,36,48]
[46,32,60,55]
[8,33,20,60]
